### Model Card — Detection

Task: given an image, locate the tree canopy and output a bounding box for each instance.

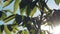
[0,0,60,34]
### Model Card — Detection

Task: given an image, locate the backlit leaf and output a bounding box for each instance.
[4,25,11,34]
[55,0,60,5]
[20,6,27,15]
[14,0,20,14]
[17,30,22,34]
[3,0,13,7]
[13,28,16,33]
[30,6,37,17]
[42,31,46,34]
[21,30,24,34]
[24,30,29,34]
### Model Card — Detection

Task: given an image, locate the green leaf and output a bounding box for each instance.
[3,0,13,7]
[44,8,47,13]
[30,29,35,34]
[26,6,31,16]
[20,0,32,9]
[3,14,15,23]
[24,30,29,34]
[0,31,3,34]
[15,14,22,25]
[42,31,46,34]
[0,11,7,20]
[55,0,60,5]
[12,20,16,24]
[30,6,37,17]
[20,6,27,15]
[20,8,25,15]
[17,30,22,34]
[0,0,2,5]
[0,25,4,32]
[21,30,24,34]
[14,0,20,14]
[4,25,11,34]
[26,1,37,16]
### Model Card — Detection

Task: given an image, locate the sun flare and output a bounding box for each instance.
[52,25,60,34]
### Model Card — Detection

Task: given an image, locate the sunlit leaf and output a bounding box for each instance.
[0,0,2,5]
[13,28,16,33]
[4,25,11,34]
[44,8,47,13]
[17,30,22,34]
[20,6,27,15]
[19,0,27,15]
[14,0,20,14]
[12,21,20,31]
[30,6,37,17]
[24,30,29,34]
[3,0,13,7]
[0,31,3,34]
[26,6,31,16]
[46,30,50,34]
[12,26,18,34]
[42,31,46,34]
[21,30,24,34]
[55,0,60,5]
[15,26,20,31]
